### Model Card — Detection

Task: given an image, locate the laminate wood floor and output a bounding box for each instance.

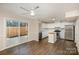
[0,38,78,55]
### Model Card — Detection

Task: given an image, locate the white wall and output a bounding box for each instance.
[65,10,79,18]
[28,19,39,41]
[0,17,6,51]
[75,18,79,52]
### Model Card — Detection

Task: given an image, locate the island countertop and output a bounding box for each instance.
[48,32,56,34]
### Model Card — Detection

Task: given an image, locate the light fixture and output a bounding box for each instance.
[52,18,55,21]
[30,10,35,16]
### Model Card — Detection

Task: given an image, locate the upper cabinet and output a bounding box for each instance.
[41,22,74,29]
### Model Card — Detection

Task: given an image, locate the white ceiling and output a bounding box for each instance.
[0,3,79,22]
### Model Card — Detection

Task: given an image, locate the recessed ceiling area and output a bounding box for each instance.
[0,3,79,22]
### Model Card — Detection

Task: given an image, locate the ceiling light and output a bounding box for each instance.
[52,18,56,21]
[30,10,35,16]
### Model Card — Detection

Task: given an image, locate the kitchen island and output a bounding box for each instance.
[48,32,56,43]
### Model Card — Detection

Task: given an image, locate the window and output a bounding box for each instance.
[6,20,28,38]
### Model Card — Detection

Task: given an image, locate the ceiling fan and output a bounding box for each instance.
[20,6,39,16]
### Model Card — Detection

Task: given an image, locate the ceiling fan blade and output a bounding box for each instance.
[31,6,39,10]
[34,6,39,9]
[20,7,30,11]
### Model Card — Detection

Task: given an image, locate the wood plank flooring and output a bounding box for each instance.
[0,38,78,55]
